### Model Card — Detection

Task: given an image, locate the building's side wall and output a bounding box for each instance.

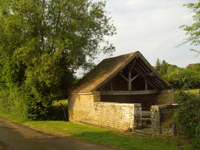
[100,89,174,110]
[68,92,100,122]
[93,102,142,131]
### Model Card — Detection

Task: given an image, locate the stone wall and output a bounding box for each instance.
[68,90,175,132]
[151,104,178,136]
[93,102,142,131]
[68,91,100,122]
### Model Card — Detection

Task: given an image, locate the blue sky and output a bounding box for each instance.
[77,0,199,77]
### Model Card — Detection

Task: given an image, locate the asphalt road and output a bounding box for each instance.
[0,117,119,150]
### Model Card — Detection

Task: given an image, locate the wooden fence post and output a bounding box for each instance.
[60,103,67,121]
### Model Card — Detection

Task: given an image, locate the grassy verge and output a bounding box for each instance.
[0,100,195,150]
[24,120,194,150]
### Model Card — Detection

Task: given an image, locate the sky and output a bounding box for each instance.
[77,0,199,77]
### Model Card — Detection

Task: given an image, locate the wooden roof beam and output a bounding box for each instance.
[119,73,128,81]
[133,67,157,90]
[100,90,162,95]
[131,74,140,82]
[145,72,155,77]
[130,56,138,72]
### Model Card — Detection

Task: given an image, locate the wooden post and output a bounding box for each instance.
[197,89,199,95]
[172,123,177,136]
[128,71,131,91]
[110,81,113,91]
[145,80,147,90]
[60,103,67,121]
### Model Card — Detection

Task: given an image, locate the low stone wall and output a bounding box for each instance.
[93,102,142,131]
[151,104,178,136]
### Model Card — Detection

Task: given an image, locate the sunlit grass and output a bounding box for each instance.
[24,120,185,150]
[183,89,199,94]
[53,99,68,106]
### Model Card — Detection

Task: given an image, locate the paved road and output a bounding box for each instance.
[0,117,119,150]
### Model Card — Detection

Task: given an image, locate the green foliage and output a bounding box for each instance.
[179,1,200,55]
[0,86,28,121]
[174,91,200,149]
[0,0,116,120]
[159,60,169,75]
[155,58,161,71]
[154,58,200,90]
[165,64,200,90]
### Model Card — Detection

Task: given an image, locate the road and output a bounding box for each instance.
[0,117,119,150]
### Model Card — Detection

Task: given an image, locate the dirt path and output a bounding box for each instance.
[0,117,119,150]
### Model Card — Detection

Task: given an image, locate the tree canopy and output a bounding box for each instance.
[179,1,200,55]
[0,0,116,120]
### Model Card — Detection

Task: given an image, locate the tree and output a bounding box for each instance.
[159,60,168,75]
[0,0,116,120]
[179,1,200,55]
[155,58,161,71]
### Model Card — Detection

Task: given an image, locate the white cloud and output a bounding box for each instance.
[77,0,199,77]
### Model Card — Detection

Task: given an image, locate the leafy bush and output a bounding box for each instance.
[0,86,29,121]
[174,91,200,148]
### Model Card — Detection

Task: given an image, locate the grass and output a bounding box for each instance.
[53,99,68,106]
[0,99,196,150]
[24,120,185,150]
[183,89,199,94]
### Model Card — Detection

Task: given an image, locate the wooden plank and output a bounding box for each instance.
[142,118,151,121]
[142,111,151,117]
[145,72,155,77]
[137,59,151,73]
[100,90,161,95]
[131,74,140,82]
[132,80,143,89]
[119,73,128,81]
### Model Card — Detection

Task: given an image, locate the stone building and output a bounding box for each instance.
[68,51,174,132]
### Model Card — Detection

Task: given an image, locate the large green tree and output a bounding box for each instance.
[180,1,200,55]
[0,0,116,120]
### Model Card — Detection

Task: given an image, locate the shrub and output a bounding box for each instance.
[174,91,200,148]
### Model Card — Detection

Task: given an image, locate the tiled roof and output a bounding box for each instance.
[185,64,195,69]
